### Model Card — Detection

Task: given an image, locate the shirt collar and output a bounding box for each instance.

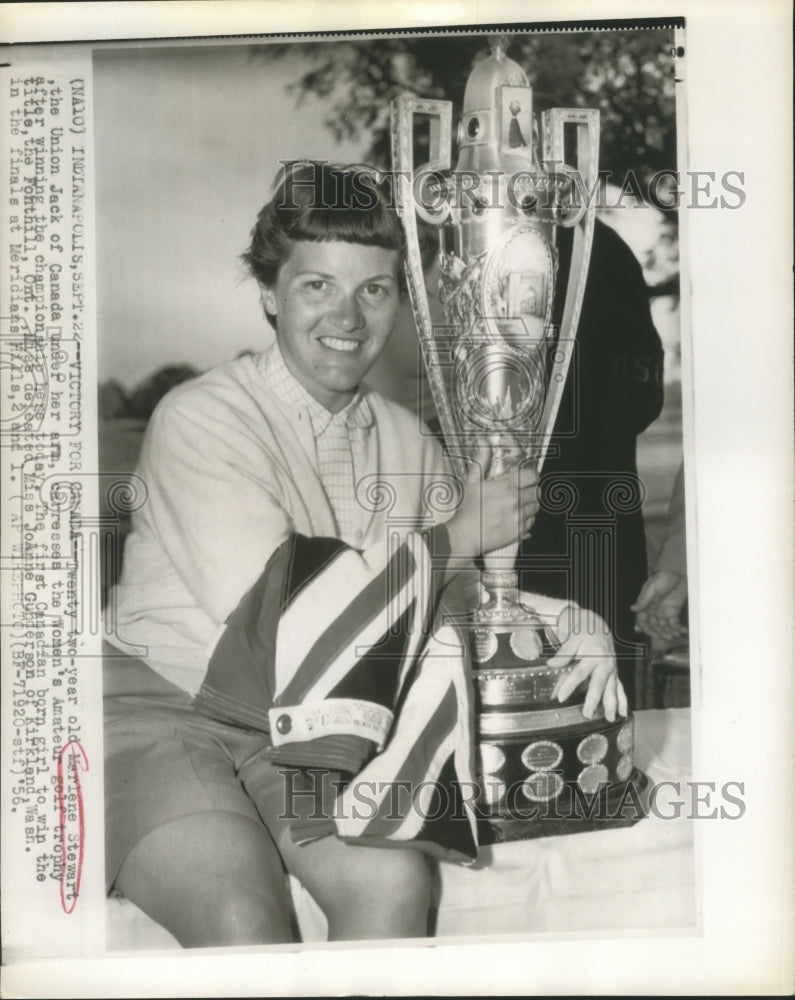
[256,342,373,436]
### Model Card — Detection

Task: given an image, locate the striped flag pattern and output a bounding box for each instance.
[194,529,478,862]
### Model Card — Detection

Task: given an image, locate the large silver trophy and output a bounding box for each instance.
[392,36,642,841]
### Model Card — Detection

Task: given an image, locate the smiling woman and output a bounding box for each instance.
[103,160,624,949]
[259,241,401,412]
[241,162,406,411]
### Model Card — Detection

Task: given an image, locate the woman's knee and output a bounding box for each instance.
[373,848,431,907]
[114,812,294,947]
[207,882,293,946]
[323,847,432,938]
[123,873,294,948]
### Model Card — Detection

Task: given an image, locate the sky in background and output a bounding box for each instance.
[94,40,680,391]
[94,43,368,387]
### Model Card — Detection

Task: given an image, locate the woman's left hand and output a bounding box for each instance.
[546,607,628,722]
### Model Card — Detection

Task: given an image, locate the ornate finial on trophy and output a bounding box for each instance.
[390,46,639,844]
[488,33,513,59]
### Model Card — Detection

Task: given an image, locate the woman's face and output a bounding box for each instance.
[262,240,401,413]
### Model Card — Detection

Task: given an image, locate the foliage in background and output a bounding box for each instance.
[250,30,677,187]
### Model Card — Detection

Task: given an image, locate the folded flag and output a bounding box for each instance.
[194,528,478,862]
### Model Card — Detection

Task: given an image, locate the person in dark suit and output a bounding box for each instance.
[517,219,665,706]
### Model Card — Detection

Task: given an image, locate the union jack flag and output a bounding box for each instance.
[194,528,478,862]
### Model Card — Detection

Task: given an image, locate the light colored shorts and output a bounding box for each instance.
[103,651,337,893]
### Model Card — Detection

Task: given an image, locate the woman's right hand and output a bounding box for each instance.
[444,458,539,559]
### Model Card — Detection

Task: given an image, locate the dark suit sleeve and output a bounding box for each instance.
[577,221,665,439]
[521,222,666,696]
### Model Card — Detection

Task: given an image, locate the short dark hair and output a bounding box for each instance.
[242,161,405,307]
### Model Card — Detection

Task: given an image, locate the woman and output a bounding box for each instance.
[104,161,625,947]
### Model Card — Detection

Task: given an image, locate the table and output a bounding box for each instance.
[107,709,695,948]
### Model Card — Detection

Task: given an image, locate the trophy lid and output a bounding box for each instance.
[456,34,536,174]
[462,35,529,109]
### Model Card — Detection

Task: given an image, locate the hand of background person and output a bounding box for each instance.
[630,570,688,649]
[548,606,628,723]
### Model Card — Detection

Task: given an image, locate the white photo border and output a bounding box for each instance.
[1,1,792,997]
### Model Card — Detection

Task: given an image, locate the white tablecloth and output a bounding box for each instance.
[107,709,695,949]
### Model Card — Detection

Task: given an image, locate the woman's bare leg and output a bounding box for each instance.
[275,831,432,941]
[114,811,293,948]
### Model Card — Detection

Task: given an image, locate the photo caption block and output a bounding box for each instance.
[1,49,105,959]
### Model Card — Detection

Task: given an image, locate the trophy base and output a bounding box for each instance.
[476,768,648,844]
[473,708,644,843]
[461,578,645,844]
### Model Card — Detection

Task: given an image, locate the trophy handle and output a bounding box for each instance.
[537,108,600,472]
[392,96,453,223]
[391,97,466,479]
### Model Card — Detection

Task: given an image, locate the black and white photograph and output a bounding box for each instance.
[94,22,693,949]
[1,2,792,996]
